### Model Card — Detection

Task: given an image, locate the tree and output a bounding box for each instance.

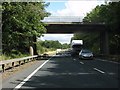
[62,43,70,49]
[37,40,70,54]
[41,40,62,49]
[82,2,120,54]
[2,2,50,55]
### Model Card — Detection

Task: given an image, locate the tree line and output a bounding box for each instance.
[37,40,70,54]
[72,1,120,54]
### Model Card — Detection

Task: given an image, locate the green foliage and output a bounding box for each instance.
[36,41,45,54]
[0,54,11,60]
[41,40,62,49]
[0,52,30,60]
[2,2,50,55]
[36,40,70,54]
[62,43,70,49]
[82,2,120,54]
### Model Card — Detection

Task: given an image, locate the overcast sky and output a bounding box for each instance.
[39,0,106,44]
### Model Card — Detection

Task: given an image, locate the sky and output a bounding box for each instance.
[39,0,106,44]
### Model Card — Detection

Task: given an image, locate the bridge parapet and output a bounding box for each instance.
[41,16,82,23]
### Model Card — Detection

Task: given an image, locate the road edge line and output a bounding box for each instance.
[14,56,54,89]
[96,58,120,64]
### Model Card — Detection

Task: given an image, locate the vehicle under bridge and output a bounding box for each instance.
[43,17,109,55]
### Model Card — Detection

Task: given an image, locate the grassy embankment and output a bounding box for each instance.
[0,54,30,61]
[0,49,56,61]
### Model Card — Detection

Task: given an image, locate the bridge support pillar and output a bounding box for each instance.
[30,46,34,56]
[100,31,109,55]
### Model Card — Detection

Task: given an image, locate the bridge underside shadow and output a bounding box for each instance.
[45,23,109,55]
[45,23,106,33]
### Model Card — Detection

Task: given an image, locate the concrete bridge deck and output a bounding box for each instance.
[45,23,106,33]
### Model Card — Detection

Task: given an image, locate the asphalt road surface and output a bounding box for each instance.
[2,55,120,89]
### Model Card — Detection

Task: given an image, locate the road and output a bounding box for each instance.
[2,54,120,89]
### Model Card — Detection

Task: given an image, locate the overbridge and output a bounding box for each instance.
[42,16,109,54]
[45,22,106,33]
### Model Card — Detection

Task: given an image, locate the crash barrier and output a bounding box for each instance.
[37,54,50,60]
[0,55,38,72]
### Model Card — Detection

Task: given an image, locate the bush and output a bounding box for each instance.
[10,49,22,58]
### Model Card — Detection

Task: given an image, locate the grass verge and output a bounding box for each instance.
[0,54,30,61]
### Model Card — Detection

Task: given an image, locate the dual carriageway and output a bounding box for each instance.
[1,50,120,89]
[1,16,119,89]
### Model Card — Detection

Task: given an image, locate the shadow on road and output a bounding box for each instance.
[20,57,119,88]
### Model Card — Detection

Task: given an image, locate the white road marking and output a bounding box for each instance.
[73,59,76,61]
[93,68,105,74]
[97,59,120,64]
[14,58,51,89]
[55,72,94,75]
[108,72,116,75]
[80,62,84,64]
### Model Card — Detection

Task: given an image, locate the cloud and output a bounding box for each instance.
[39,34,73,44]
[56,0,104,17]
[44,0,105,22]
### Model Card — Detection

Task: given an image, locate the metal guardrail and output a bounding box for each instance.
[0,55,38,72]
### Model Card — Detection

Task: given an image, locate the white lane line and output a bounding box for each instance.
[93,68,105,74]
[80,62,84,64]
[97,59,120,64]
[73,59,76,61]
[14,59,51,89]
[108,72,116,75]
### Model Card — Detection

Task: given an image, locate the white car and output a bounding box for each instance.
[79,49,93,60]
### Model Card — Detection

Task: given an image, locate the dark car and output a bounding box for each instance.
[79,49,93,60]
